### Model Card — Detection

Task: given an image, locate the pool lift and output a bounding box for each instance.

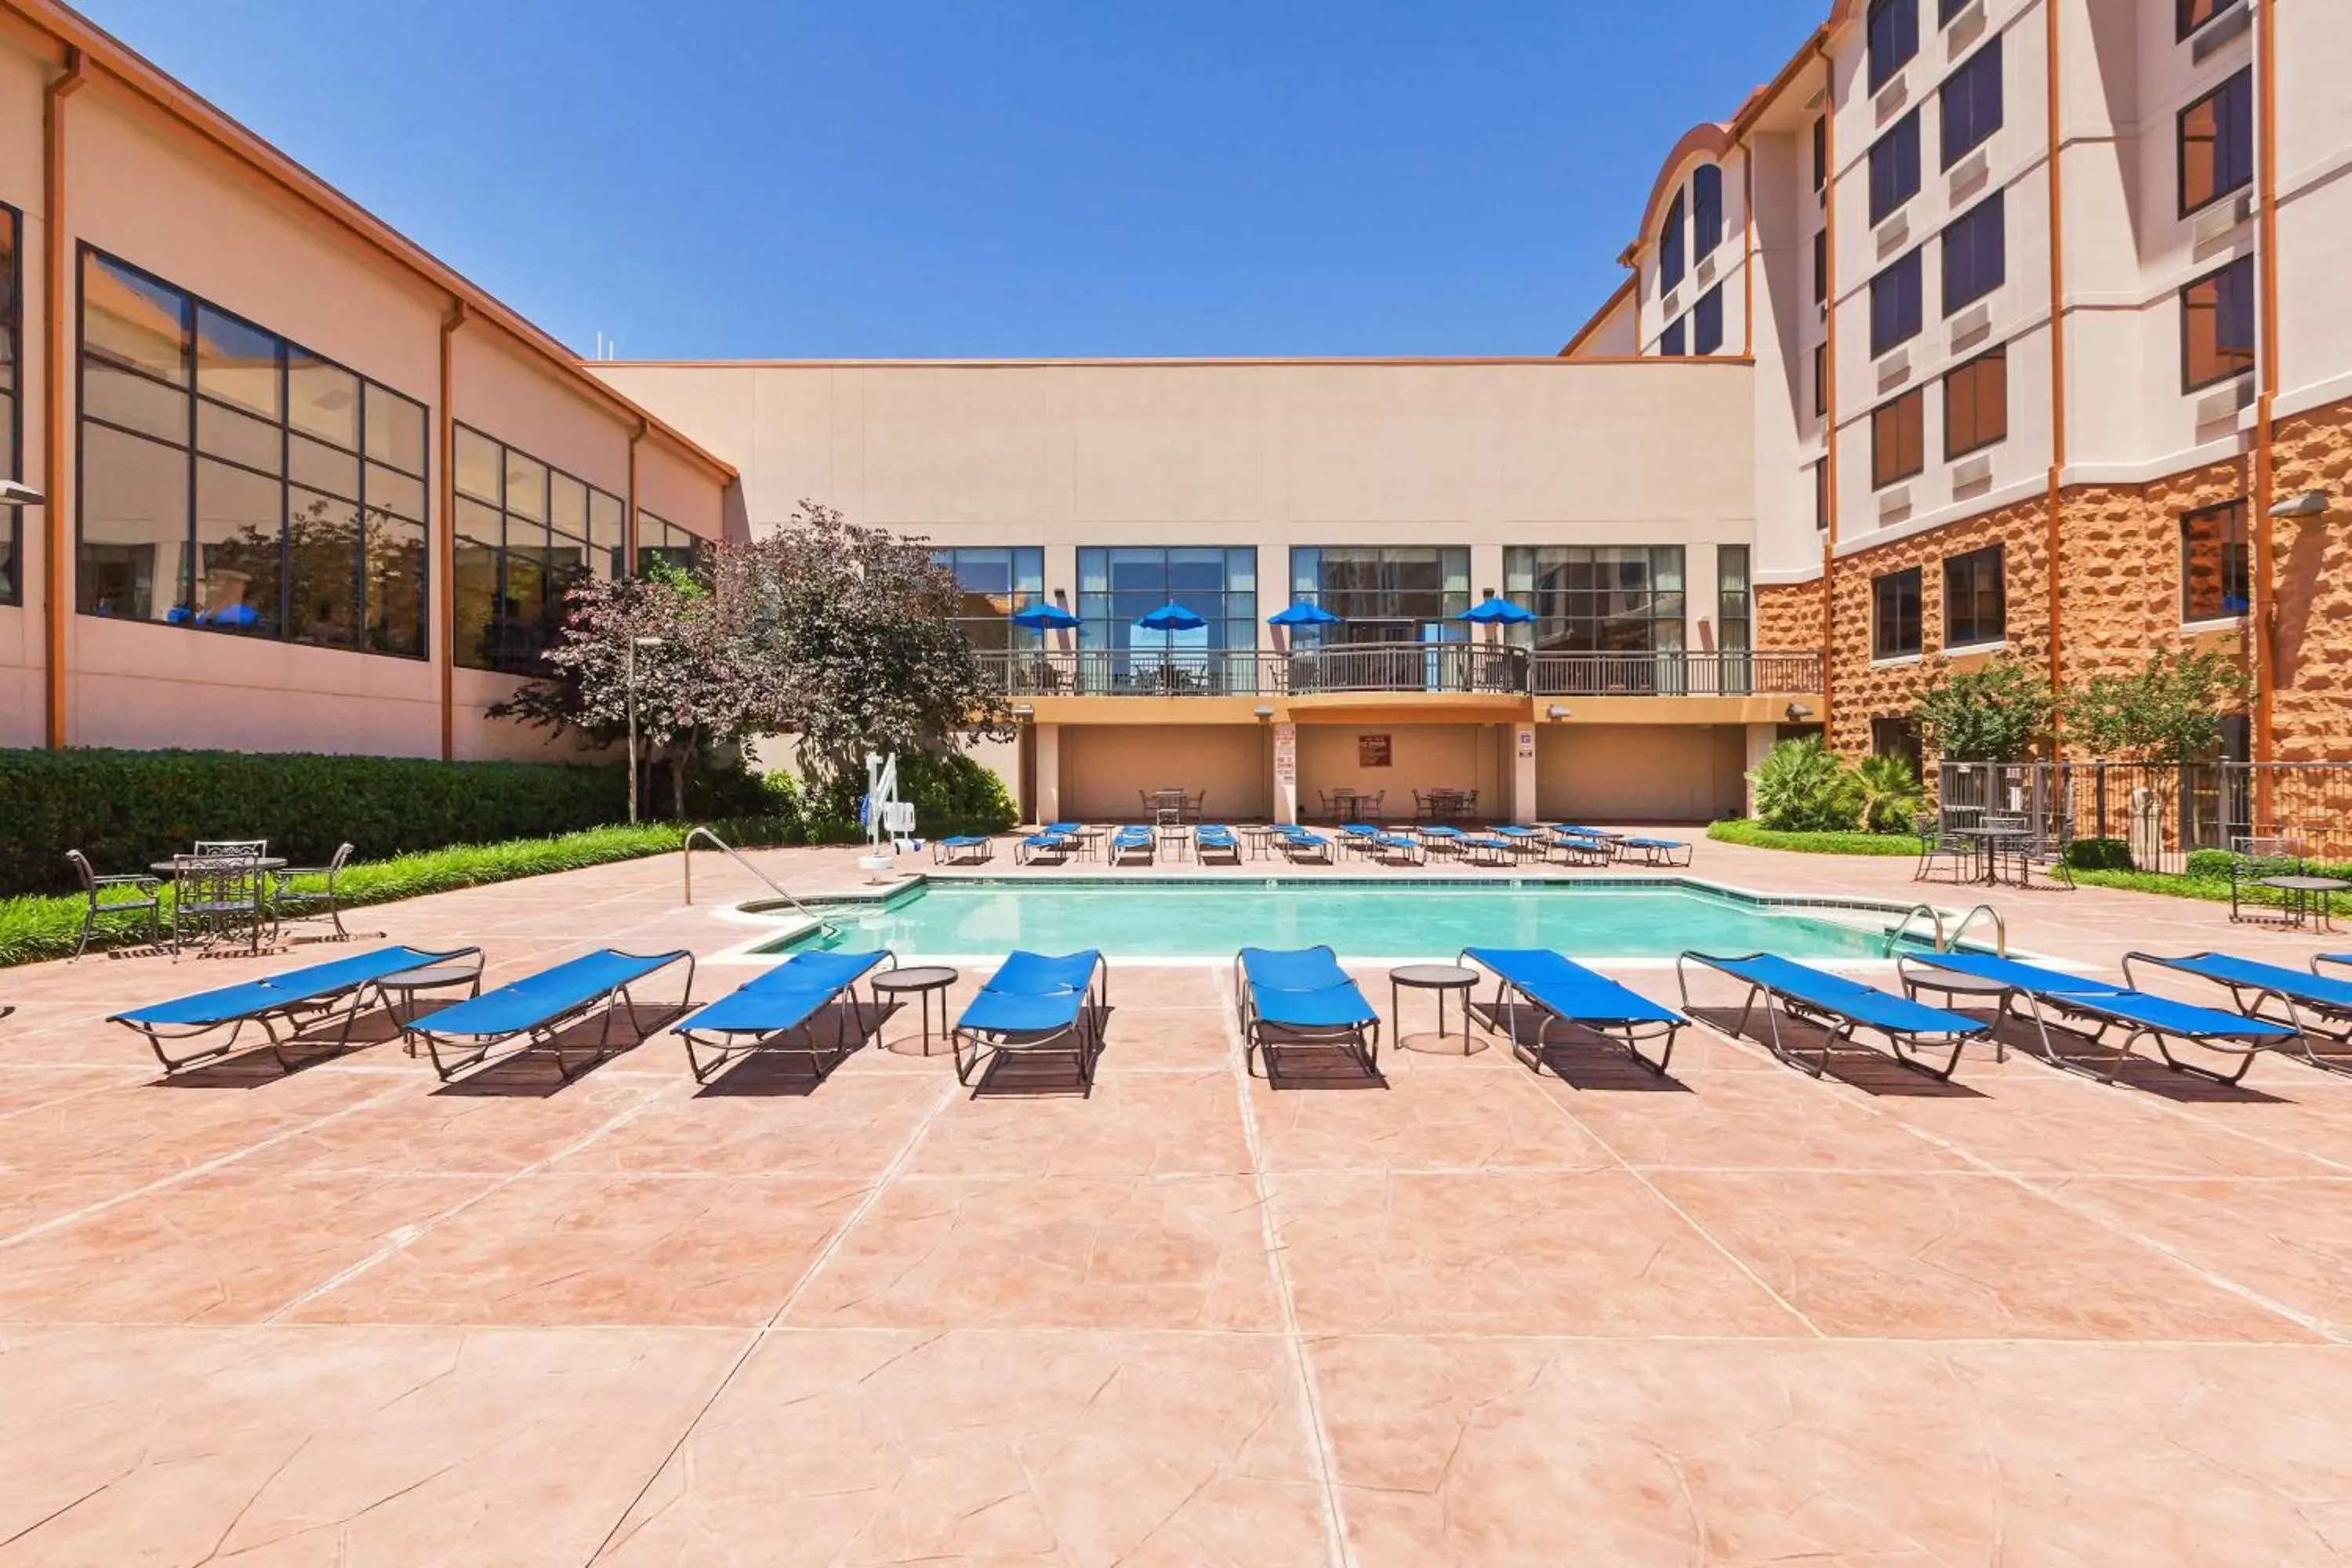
[858,752,919,884]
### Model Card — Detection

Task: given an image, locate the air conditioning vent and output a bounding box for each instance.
[1696,255,1717,288]
[1805,89,1827,111]
[1878,348,1911,393]
[2191,4,2252,63]
[2192,191,2254,245]
[1874,74,1908,125]
[1950,302,1992,350]
[1953,453,1994,490]
[2194,379,2254,427]
[1878,485,1912,520]
[1875,212,1910,259]
[1947,148,1989,199]
[1945,0,1987,53]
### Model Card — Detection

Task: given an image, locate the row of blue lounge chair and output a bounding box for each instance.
[102,938,2352,1091]
[965,821,1693,870]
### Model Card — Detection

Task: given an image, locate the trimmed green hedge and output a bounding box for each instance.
[0,817,799,968]
[801,752,1021,844]
[0,748,641,896]
[2061,837,2135,872]
[1707,820,1925,856]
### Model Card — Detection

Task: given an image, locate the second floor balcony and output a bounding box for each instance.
[977,644,1824,699]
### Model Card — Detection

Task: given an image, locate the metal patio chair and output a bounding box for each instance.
[169,855,270,958]
[66,849,163,960]
[274,842,355,938]
[1912,812,1969,884]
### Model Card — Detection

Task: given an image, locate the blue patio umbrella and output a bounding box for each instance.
[1457,595,1535,626]
[1267,601,1340,627]
[1136,601,1208,632]
[1008,601,1079,630]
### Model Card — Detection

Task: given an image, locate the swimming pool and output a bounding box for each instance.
[754,879,1927,962]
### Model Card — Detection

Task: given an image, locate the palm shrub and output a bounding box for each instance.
[1750,738,1864,832]
[1852,753,1926,833]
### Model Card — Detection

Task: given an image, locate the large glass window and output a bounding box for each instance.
[75,248,426,655]
[1872,567,1923,659]
[1659,191,1686,293]
[636,510,699,575]
[1292,546,1469,644]
[2179,70,2254,217]
[1692,165,1724,260]
[1943,191,2006,315]
[1942,36,2003,169]
[1944,344,2008,458]
[452,423,626,673]
[2180,501,2250,622]
[1660,315,1687,358]
[1873,387,1926,488]
[1502,546,1686,654]
[1076,546,1255,662]
[931,546,1045,652]
[1867,0,1919,93]
[1871,249,1924,357]
[2181,256,2256,390]
[1944,544,2005,647]
[1693,286,1725,356]
[0,204,18,605]
[1717,544,1751,654]
[1870,111,1922,226]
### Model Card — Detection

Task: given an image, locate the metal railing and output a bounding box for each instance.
[978,645,1823,699]
[1937,760,2352,873]
[681,826,837,936]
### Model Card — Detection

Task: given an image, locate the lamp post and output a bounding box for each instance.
[625,634,666,824]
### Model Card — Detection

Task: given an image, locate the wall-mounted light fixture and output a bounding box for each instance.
[2270,490,2332,519]
[0,481,45,506]
[1544,704,1571,722]
[1784,701,1815,722]
[1010,703,1035,721]
[1252,704,1275,721]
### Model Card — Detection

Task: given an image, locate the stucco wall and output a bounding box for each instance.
[1294,722,1506,820]
[1536,724,1745,823]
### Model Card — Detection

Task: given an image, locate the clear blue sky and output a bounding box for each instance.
[82,0,1823,359]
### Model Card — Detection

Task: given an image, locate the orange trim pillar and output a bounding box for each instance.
[1817,42,1839,747]
[626,419,645,571]
[437,299,465,760]
[42,46,85,750]
[2042,0,2068,742]
[2249,0,2282,777]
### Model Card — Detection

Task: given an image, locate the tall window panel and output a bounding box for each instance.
[1292,546,1468,644]
[2181,256,2256,390]
[1942,191,2005,315]
[1944,345,2008,458]
[1812,230,1828,307]
[1717,544,1751,654]
[1076,546,1255,659]
[1660,315,1687,358]
[0,204,19,606]
[1943,544,2005,647]
[1941,36,2003,169]
[637,510,699,575]
[2179,70,2254,216]
[1873,387,1926,489]
[1871,567,1923,659]
[1812,117,1828,194]
[2180,502,2250,622]
[1867,0,1919,93]
[1693,286,1725,356]
[451,423,625,673]
[1659,191,1686,293]
[931,546,1044,652]
[1693,165,1724,259]
[1502,546,1686,654]
[1871,249,1924,358]
[1869,111,1922,225]
[75,248,426,655]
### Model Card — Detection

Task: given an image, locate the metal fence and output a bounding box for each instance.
[978,645,1824,701]
[1938,761,2352,872]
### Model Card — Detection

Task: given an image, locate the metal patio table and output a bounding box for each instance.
[873,965,960,1056]
[1391,964,1483,1054]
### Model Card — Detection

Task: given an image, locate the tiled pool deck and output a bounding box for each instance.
[5,834,2352,1564]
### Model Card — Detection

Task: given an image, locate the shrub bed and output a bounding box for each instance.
[1707,820,1925,856]
[0,817,800,968]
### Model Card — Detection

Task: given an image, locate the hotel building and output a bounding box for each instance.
[3,0,2345,826]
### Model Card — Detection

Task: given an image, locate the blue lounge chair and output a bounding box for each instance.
[406,948,695,1083]
[1015,830,1076,866]
[1418,825,1468,858]
[1336,824,1382,860]
[1465,948,1686,1075]
[1680,951,1987,1080]
[1196,825,1242,865]
[1492,826,1550,863]
[1370,831,1425,866]
[1108,826,1156,866]
[1463,834,1515,867]
[1550,829,1614,867]
[1900,951,2296,1085]
[1620,837,1692,868]
[952,950,1106,1092]
[933,835,994,866]
[111,943,483,1074]
[1235,946,1381,1080]
[1279,828,1334,865]
[672,949,896,1082]
[2120,952,2352,1072]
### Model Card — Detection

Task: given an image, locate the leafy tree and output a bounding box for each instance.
[1750,737,1863,832]
[1853,753,1926,834]
[1913,656,2055,763]
[2063,648,2250,768]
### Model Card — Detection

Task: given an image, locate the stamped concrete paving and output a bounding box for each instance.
[5,837,2352,1564]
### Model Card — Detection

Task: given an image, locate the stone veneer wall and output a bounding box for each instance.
[2269,397,2352,760]
[1755,581,1823,653]
[2058,451,2254,686]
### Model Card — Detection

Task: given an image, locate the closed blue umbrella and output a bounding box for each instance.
[1457,595,1535,626]
[1136,601,1208,632]
[1008,602,1079,630]
[1267,601,1340,627]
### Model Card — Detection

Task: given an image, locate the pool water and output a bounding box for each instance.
[760,880,1918,962]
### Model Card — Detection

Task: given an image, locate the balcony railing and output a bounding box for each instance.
[977,645,1822,699]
